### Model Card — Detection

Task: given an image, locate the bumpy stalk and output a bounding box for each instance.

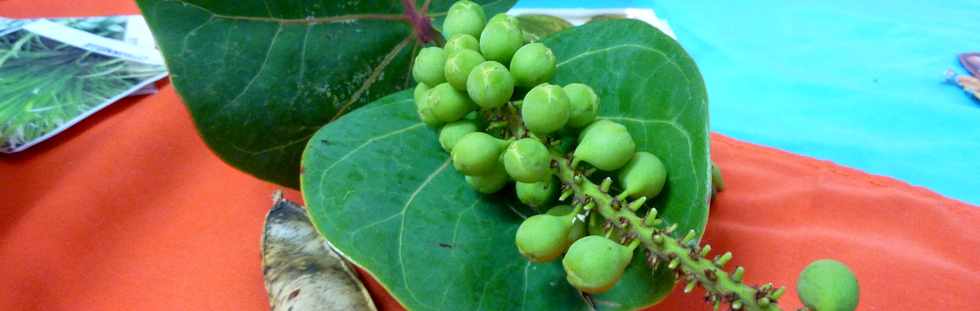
[551,153,784,311]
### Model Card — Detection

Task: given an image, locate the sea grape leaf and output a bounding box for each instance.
[516,14,573,42]
[135,0,515,188]
[302,19,710,311]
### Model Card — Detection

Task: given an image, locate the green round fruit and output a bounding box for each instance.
[466,61,514,109]
[487,13,511,24]
[563,83,599,128]
[521,83,570,135]
[445,49,485,90]
[479,14,524,63]
[451,132,507,176]
[445,34,480,55]
[438,120,479,152]
[515,214,573,262]
[545,205,586,248]
[515,178,556,210]
[465,164,509,194]
[618,151,668,199]
[798,259,860,311]
[412,47,447,86]
[414,83,442,127]
[442,0,486,38]
[573,120,636,171]
[427,83,475,122]
[562,235,633,294]
[510,43,556,87]
[711,162,725,193]
[414,82,430,103]
[501,138,551,183]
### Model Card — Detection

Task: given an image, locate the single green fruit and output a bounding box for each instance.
[479,14,524,63]
[515,178,556,210]
[618,151,668,199]
[711,162,725,193]
[412,47,447,86]
[488,13,511,24]
[573,120,636,171]
[442,0,486,38]
[465,164,509,194]
[501,138,551,183]
[562,235,633,294]
[445,34,480,55]
[521,83,570,135]
[445,49,485,91]
[466,61,514,109]
[563,83,599,128]
[414,82,430,104]
[451,132,508,176]
[438,120,479,152]
[798,259,860,311]
[515,213,573,262]
[510,43,556,87]
[545,205,586,249]
[414,83,442,127]
[427,83,475,123]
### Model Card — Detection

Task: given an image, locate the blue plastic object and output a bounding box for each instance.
[515,0,980,205]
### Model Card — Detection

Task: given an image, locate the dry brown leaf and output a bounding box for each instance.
[262,191,377,311]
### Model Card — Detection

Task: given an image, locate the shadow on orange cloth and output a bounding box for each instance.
[1,1,978,310]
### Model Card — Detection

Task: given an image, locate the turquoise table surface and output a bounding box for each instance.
[516,0,980,204]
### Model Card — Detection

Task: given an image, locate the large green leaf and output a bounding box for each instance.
[302,19,710,311]
[516,14,573,42]
[136,0,515,188]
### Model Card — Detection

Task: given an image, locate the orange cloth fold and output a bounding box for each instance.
[1,2,977,310]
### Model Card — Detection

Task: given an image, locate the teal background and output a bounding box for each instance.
[515,0,980,205]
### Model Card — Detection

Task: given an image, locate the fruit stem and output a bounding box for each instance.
[401,0,441,44]
[551,153,784,311]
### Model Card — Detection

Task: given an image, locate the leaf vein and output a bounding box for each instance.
[225,23,283,109]
[330,34,415,121]
[180,16,216,57]
[287,23,313,111]
[160,0,407,24]
[397,158,452,309]
[229,130,315,155]
[438,200,481,308]
[318,122,424,175]
[520,262,531,311]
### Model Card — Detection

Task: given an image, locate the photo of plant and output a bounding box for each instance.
[1,16,129,39]
[0,25,166,153]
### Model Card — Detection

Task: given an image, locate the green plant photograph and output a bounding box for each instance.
[0,26,166,153]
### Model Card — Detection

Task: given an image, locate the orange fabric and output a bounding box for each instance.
[1,1,978,310]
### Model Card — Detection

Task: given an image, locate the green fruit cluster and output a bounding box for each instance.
[412,0,599,195]
[408,2,866,309]
[411,0,677,296]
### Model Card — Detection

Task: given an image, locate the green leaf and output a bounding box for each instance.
[587,14,628,24]
[302,19,710,311]
[515,14,573,42]
[135,0,515,188]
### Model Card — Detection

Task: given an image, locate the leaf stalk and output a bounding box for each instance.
[551,154,785,311]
